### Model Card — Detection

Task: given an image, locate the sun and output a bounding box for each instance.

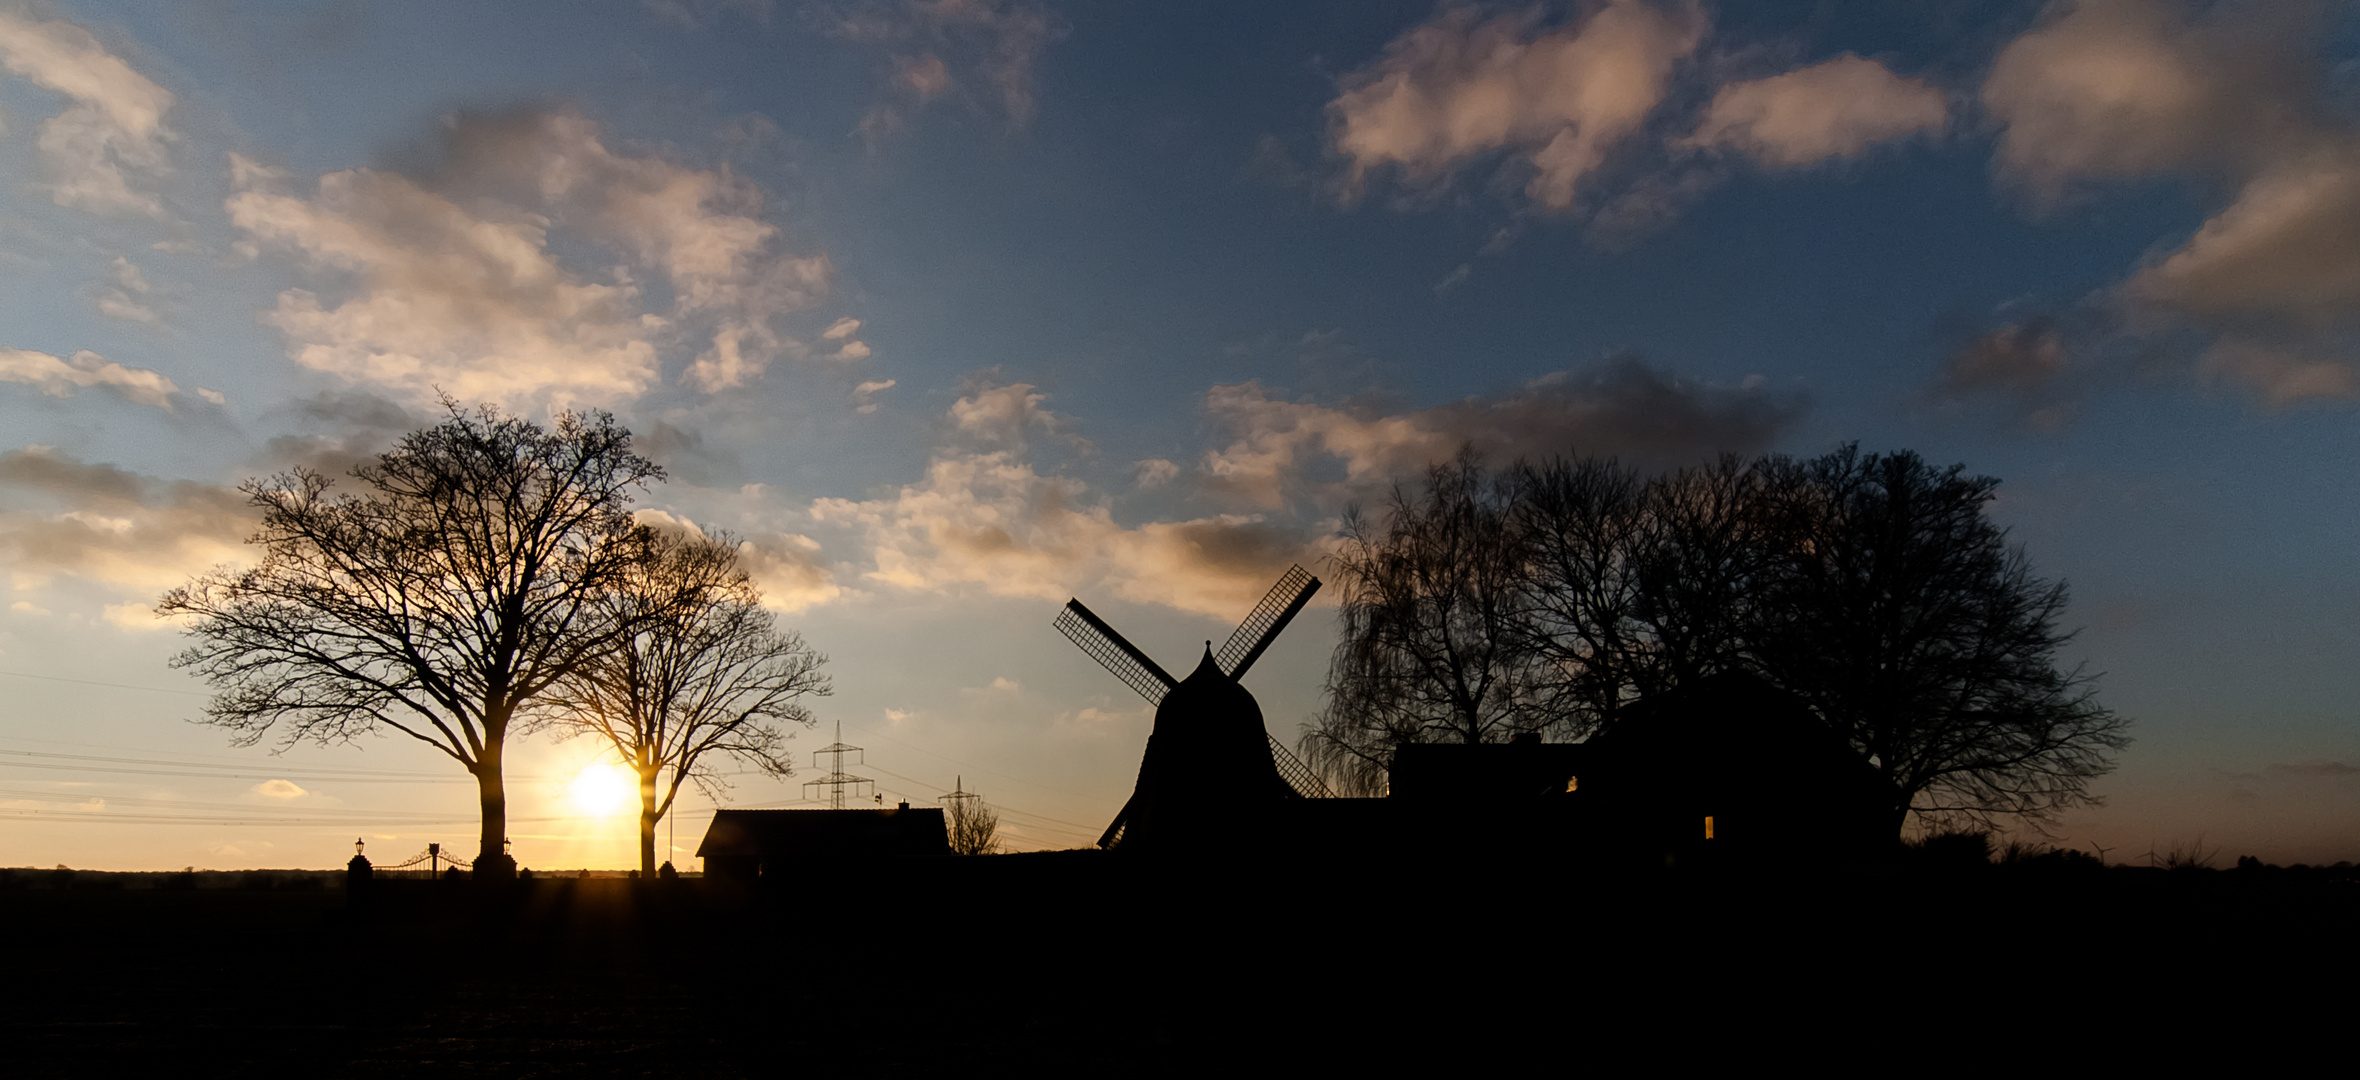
[568,762,638,818]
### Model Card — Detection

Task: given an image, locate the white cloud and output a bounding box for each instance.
[1680,54,1946,169]
[0,346,178,409]
[853,377,896,413]
[101,601,173,631]
[2126,150,2360,328]
[228,169,660,407]
[0,13,175,216]
[1329,1,1704,210]
[809,383,1325,619]
[229,109,838,406]
[1982,0,2317,199]
[94,255,159,324]
[250,779,308,800]
[1968,1,2360,408]
[632,508,843,612]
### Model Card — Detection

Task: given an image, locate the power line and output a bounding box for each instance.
[833,719,1113,804]
[856,761,1106,835]
[0,668,210,697]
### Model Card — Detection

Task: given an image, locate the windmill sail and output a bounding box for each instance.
[1055,599,1179,705]
[1216,565,1321,680]
[1266,733,1333,799]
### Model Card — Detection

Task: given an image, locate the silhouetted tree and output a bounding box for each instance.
[1308,443,2127,835]
[159,402,661,879]
[1510,455,1771,724]
[532,525,829,877]
[1303,450,1568,795]
[946,793,1001,856]
[1508,455,1652,730]
[1747,446,2129,834]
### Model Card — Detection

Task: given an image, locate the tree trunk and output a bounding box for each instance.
[474,741,515,880]
[638,763,660,878]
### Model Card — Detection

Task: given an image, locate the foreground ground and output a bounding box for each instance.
[2,853,2351,1076]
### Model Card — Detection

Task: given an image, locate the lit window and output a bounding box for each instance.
[1704,815,1715,840]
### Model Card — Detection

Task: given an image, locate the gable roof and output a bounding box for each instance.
[696,807,950,859]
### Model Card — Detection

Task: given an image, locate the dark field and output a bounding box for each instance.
[3,854,2351,1076]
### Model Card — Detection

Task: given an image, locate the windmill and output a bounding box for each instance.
[1054,565,1333,852]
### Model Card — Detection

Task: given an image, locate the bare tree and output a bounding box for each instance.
[1510,455,1652,731]
[944,790,1000,856]
[533,526,829,877]
[1302,450,1566,796]
[1309,442,2128,835]
[1747,446,2130,834]
[159,402,661,878]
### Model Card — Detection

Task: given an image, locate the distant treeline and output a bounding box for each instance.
[0,867,704,889]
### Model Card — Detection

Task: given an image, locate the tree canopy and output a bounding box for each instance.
[159,401,663,876]
[531,524,829,877]
[1304,445,2130,835]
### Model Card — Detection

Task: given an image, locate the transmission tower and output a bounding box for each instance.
[803,718,874,809]
[940,775,981,814]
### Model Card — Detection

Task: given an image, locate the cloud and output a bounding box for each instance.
[810,384,1327,619]
[853,377,896,413]
[637,417,740,486]
[632,508,842,612]
[733,530,843,612]
[1196,357,1804,509]
[229,109,838,406]
[250,779,309,800]
[2267,761,2358,780]
[2125,150,2360,329]
[1939,320,2068,396]
[1975,1,2360,407]
[1930,318,2081,431]
[94,255,160,324]
[1132,458,1179,489]
[0,346,179,410]
[0,446,254,596]
[948,379,1071,448]
[1680,54,1946,169]
[228,167,661,407]
[1982,0,2322,201]
[1329,1,1704,211]
[830,0,1064,142]
[0,12,175,216]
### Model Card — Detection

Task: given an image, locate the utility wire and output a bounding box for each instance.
[0,668,210,697]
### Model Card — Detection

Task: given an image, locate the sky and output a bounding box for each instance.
[1,0,2356,870]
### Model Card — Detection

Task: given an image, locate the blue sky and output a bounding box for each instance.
[1,0,2355,868]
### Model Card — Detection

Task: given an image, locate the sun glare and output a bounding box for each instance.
[568,762,638,818]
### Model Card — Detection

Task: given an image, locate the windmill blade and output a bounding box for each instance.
[1266,732,1333,799]
[1216,565,1322,680]
[1097,791,1137,849]
[1055,599,1178,706]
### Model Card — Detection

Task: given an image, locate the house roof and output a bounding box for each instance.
[696,807,950,859]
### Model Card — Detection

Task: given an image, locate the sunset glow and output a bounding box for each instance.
[567,763,639,821]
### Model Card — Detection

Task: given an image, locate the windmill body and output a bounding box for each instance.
[1055,566,1332,853]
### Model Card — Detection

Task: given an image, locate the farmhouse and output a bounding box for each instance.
[697,805,950,882]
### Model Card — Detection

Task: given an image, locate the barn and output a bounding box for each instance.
[697,805,950,882]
